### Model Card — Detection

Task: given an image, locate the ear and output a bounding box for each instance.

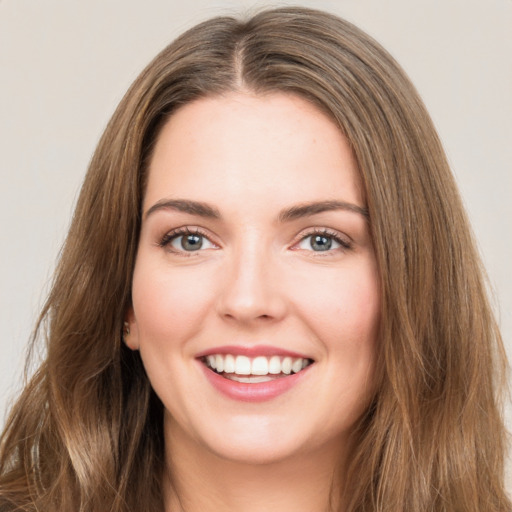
[123,307,140,351]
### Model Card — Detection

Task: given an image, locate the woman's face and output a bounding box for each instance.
[127,92,380,464]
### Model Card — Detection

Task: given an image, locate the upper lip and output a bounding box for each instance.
[195,344,314,360]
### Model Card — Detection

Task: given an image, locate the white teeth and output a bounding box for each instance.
[224,354,235,373]
[215,354,224,373]
[227,375,274,383]
[204,354,312,377]
[235,355,251,375]
[251,356,268,375]
[292,358,303,373]
[268,355,281,374]
[282,357,292,375]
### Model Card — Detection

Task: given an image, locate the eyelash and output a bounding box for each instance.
[158,227,352,255]
[158,227,214,256]
[293,229,352,254]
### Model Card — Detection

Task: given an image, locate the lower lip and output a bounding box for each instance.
[198,362,312,402]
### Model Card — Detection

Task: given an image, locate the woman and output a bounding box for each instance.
[0,6,509,512]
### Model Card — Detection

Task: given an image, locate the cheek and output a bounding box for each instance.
[336,276,380,344]
[291,259,380,393]
[131,260,216,343]
[129,261,219,410]
[332,268,380,377]
[292,260,380,343]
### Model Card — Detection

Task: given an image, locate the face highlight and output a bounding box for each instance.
[126,92,380,465]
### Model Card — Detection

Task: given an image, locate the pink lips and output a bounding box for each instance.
[196,345,314,403]
[195,344,310,359]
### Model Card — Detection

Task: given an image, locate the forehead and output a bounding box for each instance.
[144,92,364,213]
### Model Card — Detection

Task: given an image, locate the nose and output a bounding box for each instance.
[216,243,288,325]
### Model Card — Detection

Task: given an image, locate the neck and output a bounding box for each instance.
[162,419,348,512]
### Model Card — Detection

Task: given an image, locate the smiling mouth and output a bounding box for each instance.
[201,354,314,383]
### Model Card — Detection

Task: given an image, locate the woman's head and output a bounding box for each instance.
[65,5,459,379]
[1,7,508,512]
[69,3,485,429]
[124,91,381,466]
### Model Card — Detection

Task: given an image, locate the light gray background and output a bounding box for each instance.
[1,0,511,487]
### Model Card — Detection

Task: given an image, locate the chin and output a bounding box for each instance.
[165,408,348,468]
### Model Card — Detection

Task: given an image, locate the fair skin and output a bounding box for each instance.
[126,92,380,512]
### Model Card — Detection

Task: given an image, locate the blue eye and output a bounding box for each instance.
[296,232,351,252]
[172,233,204,251]
[160,229,216,253]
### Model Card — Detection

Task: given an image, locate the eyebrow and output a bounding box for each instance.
[144,198,368,221]
[145,199,221,220]
[278,200,368,222]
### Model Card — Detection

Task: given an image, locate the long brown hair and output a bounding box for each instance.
[0,7,509,511]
